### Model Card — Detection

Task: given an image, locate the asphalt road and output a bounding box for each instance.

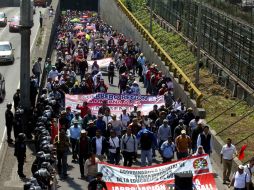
[0,6,45,157]
[0,6,46,190]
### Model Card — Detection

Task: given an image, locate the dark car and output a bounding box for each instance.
[0,12,7,27]
[0,73,5,102]
[9,16,20,32]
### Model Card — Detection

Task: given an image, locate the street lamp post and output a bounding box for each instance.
[20,0,33,111]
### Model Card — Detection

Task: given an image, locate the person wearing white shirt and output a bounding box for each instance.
[244,157,254,189]
[220,138,238,184]
[119,108,130,131]
[228,165,250,190]
[108,130,120,165]
[48,66,59,81]
[67,122,81,162]
[109,114,122,137]
[102,110,112,127]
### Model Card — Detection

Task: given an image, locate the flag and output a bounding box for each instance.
[238,144,247,161]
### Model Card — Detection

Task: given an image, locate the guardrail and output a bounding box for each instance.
[116,0,203,107]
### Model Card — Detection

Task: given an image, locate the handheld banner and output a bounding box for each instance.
[98,154,217,190]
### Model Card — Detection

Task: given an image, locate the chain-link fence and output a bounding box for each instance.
[147,0,254,89]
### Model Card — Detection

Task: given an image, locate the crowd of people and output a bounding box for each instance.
[4,9,254,190]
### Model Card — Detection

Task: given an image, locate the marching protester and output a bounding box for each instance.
[175,130,192,159]
[160,136,175,163]
[88,172,108,190]
[5,103,14,144]
[14,133,26,178]
[84,153,100,182]
[91,129,108,161]
[221,138,238,184]
[197,125,213,155]
[228,165,251,190]
[121,128,137,166]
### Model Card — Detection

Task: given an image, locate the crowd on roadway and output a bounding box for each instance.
[4,9,254,190]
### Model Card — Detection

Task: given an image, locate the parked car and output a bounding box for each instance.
[0,12,7,27]
[0,73,5,102]
[0,41,15,64]
[9,16,20,32]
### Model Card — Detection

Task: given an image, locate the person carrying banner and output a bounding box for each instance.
[121,128,137,166]
[175,130,192,159]
[160,136,175,163]
[221,138,238,184]
[88,172,108,190]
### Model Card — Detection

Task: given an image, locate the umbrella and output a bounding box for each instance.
[70,18,80,23]
[73,25,83,30]
[82,15,89,19]
[76,32,86,37]
[86,25,95,30]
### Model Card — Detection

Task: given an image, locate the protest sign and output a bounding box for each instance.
[98,154,217,190]
[88,57,113,67]
[65,93,165,116]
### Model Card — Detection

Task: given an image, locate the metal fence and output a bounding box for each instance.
[148,0,254,89]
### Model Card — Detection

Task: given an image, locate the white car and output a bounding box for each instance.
[0,41,15,64]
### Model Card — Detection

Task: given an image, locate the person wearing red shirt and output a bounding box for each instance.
[51,118,60,143]
[76,101,91,118]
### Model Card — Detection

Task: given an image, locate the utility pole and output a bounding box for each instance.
[195,0,202,87]
[149,0,153,34]
[20,0,33,111]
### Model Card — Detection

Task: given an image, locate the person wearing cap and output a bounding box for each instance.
[244,157,254,189]
[86,120,97,139]
[119,107,130,131]
[175,130,192,159]
[221,138,238,184]
[82,109,96,129]
[48,65,59,81]
[174,119,187,140]
[157,119,172,151]
[109,114,122,137]
[197,125,213,155]
[228,165,251,190]
[130,81,141,95]
[160,136,175,163]
[67,121,82,162]
[77,129,91,179]
[71,112,83,126]
[88,172,108,190]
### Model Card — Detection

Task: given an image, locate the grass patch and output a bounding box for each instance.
[122,0,254,162]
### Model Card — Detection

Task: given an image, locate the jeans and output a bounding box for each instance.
[70,138,78,160]
[57,150,68,175]
[141,149,152,166]
[79,154,89,176]
[109,152,120,165]
[6,125,12,141]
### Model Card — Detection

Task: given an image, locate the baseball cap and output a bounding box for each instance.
[181,130,186,134]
